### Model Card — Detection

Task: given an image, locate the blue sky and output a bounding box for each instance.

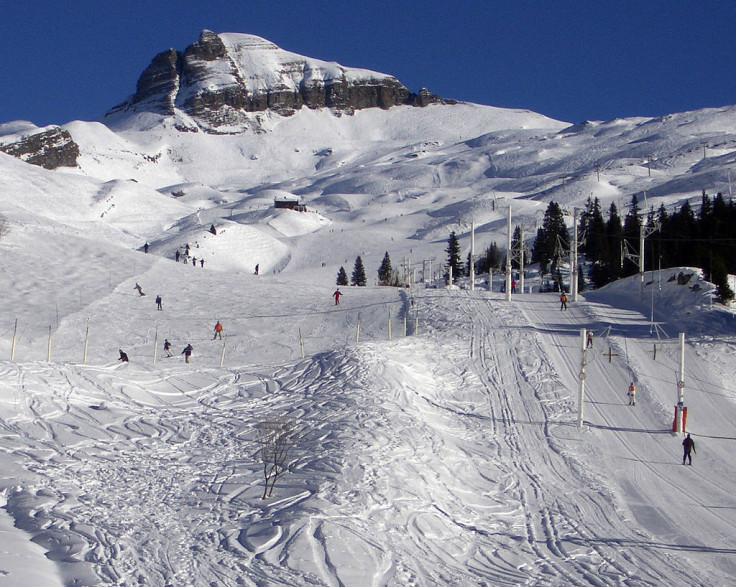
[1,1,735,126]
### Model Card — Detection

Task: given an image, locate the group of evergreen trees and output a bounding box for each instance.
[336,256,367,287]
[576,190,735,301]
[336,189,736,303]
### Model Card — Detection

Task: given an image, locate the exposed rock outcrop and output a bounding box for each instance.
[107,30,453,133]
[0,125,79,169]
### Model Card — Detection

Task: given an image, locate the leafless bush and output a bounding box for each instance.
[256,418,304,499]
[0,214,9,240]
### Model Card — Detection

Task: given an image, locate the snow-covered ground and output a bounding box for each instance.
[2,75,736,584]
[2,252,736,585]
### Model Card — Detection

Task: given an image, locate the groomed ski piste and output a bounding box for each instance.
[1,252,736,585]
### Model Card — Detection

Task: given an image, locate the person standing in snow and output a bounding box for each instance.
[254,264,259,275]
[144,242,149,253]
[118,349,129,363]
[200,258,204,268]
[560,292,568,311]
[587,330,594,348]
[682,433,696,465]
[164,339,173,357]
[182,343,193,363]
[333,289,342,305]
[213,321,223,340]
[628,382,636,405]
[175,250,180,262]
[134,283,145,296]
[511,279,516,294]
[155,295,163,311]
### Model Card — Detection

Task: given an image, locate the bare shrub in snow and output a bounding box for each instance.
[0,214,9,240]
[256,418,303,499]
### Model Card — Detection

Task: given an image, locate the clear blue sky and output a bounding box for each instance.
[1,1,735,126]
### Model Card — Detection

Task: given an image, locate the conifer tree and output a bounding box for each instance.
[377,252,392,285]
[511,225,524,269]
[622,195,642,277]
[336,266,348,286]
[711,256,734,304]
[446,231,463,282]
[351,256,367,286]
[532,202,568,269]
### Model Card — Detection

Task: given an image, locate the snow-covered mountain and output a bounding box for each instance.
[1,31,736,586]
[104,30,448,134]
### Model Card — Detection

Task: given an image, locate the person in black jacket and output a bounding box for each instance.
[682,433,696,465]
[118,349,129,363]
[182,344,193,363]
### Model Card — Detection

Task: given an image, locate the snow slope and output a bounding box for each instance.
[2,256,736,585]
[2,45,736,583]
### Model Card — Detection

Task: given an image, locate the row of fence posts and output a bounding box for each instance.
[295,309,419,359]
[9,309,421,365]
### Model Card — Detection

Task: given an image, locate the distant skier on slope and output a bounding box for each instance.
[118,349,129,363]
[333,289,342,305]
[587,330,594,348]
[134,283,145,296]
[560,292,568,311]
[213,321,223,340]
[182,343,193,363]
[628,382,636,405]
[682,433,696,465]
[155,295,163,311]
[164,339,173,357]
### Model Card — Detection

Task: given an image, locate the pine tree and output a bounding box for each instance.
[511,225,524,269]
[711,256,734,304]
[351,256,367,286]
[621,195,642,277]
[336,266,348,286]
[446,231,463,282]
[377,252,392,285]
[477,242,502,274]
[532,202,569,269]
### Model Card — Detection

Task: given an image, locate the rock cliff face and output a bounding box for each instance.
[0,125,79,169]
[107,30,452,133]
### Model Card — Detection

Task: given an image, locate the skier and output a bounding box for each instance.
[118,349,129,363]
[213,321,223,340]
[144,242,149,254]
[682,433,696,465]
[511,279,516,294]
[182,343,193,363]
[155,295,162,311]
[200,258,204,268]
[333,288,342,305]
[175,250,180,262]
[628,382,636,405]
[587,330,594,348]
[164,339,173,357]
[134,283,145,296]
[560,292,568,311]
[254,263,259,275]
[192,257,197,267]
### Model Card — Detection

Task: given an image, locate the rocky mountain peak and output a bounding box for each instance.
[106,30,452,133]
